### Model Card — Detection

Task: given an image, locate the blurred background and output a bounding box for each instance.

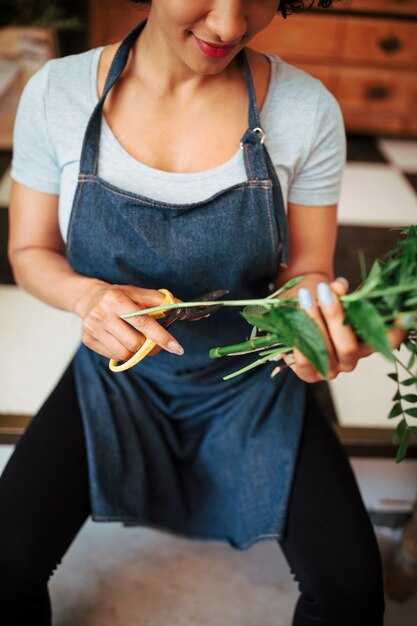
[1,1,417,624]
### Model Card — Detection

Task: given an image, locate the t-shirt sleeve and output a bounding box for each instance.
[11,62,61,194]
[288,85,347,207]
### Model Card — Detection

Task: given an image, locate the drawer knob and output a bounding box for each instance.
[379,36,402,54]
[366,85,390,101]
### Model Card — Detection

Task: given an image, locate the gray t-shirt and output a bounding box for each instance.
[11,46,346,243]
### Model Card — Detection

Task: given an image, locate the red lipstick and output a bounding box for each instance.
[193,34,236,58]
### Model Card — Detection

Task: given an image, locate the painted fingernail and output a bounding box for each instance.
[168,341,184,355]
[317,282,333,306]
[298,288,313,310]
[335,276,349,291]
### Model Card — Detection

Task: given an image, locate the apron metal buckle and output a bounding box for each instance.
[240,127,266,150]
[253,127,266,143]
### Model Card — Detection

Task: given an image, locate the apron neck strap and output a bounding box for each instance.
[79,20,147,175]
[241,50,262,131]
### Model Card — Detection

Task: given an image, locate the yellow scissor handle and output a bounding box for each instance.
[109,288,176,373]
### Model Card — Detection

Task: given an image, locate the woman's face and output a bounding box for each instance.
[147,0,279,74]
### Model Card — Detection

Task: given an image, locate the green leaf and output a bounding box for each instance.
[404,295,417,307]
[358,249,367,282]
[282,276,304,290]
[346,299,394,361]
[401,377,417,386]
[368,258,382,283]
[402,394,417,403]
[392,419,407,444]
[270,307,329,377]
[405,408,417,418]
[244,306,329,376]
[388,373,398,381]
[388,402,402,419]
[409,426,417,437]
[405,338,417,354]
[242,311,278,334]
[395,430,411,464]
[392,390,402,401]
[407,352,416,370]
[243,304,270,318]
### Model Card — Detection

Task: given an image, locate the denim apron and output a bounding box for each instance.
[66,19,306,551]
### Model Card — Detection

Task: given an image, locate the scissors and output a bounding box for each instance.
[109,288,229,372]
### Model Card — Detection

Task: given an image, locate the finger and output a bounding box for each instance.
[330,276,349,296]
[120,286,184,356]
[297,287,339,379]
[91,288,185,355]
[148,345,162,357]
[387,327,409,350]
[83,329,144,362]
[124,307,184,355]
[119,285,171,309]
[283,348,324,383]
[316,280,360,372]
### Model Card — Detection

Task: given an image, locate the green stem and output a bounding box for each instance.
[222,352,281,380]
[121,297,298,320]
[394,354,416,379]
[210,334,281,358]
[394,361,406,425]
[342,283,416,303]
[258,347,290,357]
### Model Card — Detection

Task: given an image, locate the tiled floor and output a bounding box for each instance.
[0,447,415,626]
[0,444,416,626]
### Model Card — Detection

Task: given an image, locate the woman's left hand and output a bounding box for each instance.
[283,277,408,383]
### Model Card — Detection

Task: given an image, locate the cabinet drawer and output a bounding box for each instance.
[331,0,417,17]
[342,17,417,67]
[336,67,417,133]
[250,14,342,62]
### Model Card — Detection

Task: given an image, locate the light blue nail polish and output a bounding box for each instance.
[298,288,313,310]
[317,282,333,306]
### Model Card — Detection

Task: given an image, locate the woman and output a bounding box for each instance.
[1,1,406,624]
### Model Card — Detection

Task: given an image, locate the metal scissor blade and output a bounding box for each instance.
[196,289,229,301]
[178,289,229,321]
[159,289,229,328]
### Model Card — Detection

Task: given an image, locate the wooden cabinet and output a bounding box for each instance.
[88,0,417,135]
[249,2,417,135]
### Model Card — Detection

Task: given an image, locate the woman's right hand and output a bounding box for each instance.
[74,281,184,361]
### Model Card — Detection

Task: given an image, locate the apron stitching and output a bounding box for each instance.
[243,143,254,179]
[75,179,272,205]
[264,185,277,267]
[78,174,271,186]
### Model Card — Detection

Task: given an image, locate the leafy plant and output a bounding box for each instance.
[121,226,417,463]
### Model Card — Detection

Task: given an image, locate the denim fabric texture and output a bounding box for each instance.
[66,19,306,550]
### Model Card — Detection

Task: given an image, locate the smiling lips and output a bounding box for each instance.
[193,34,237,58]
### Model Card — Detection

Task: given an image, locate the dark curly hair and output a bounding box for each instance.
[128,1,336,19]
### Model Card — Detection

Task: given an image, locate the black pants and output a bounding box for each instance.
[0,362,385,626]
